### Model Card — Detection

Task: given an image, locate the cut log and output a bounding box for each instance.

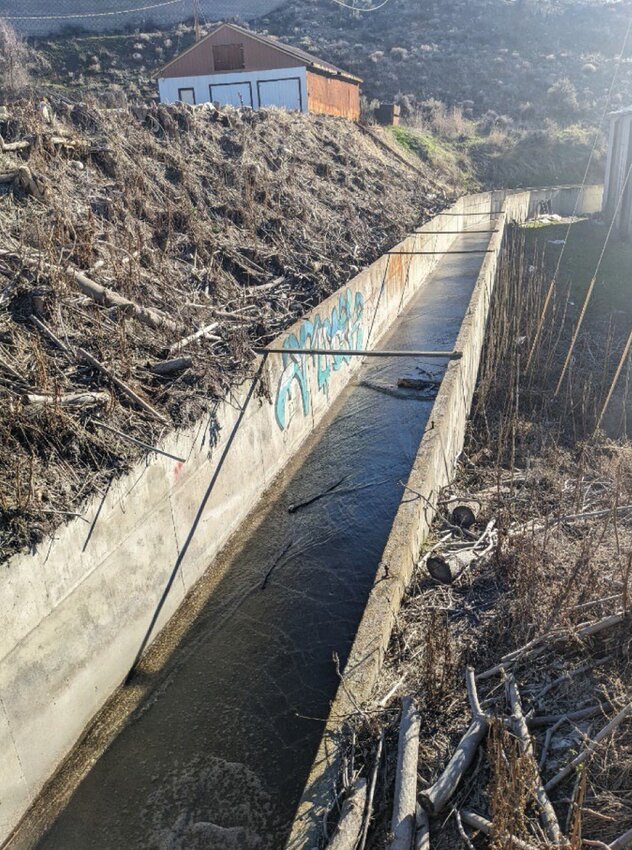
[545,702,632,792]
[451,503,477,529]
[150,357,193,375]
[326,777,367,850]
[77,347,170,425]
[507,676,562,844]
[70,269,180,333]
[391,696,421,850]
[24,391,109,407]
[426,550,474,583]
[420,716,488,814]
[426,555,455,583]
[459,811,538,850]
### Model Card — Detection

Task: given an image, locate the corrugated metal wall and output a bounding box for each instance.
[306,72,360,121]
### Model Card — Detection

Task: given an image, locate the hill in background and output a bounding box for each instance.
[9,0,628,187]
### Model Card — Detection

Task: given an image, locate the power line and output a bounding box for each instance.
[331,0,393,11]
[525,12,632,371]
[3,0,185,21]
[554,158,632,397]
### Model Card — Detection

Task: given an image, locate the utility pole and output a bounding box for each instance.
[192,0,201,42]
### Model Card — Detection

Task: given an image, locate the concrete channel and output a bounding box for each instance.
[1,187,602,850]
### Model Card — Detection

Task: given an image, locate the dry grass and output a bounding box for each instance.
[328,229,632,849]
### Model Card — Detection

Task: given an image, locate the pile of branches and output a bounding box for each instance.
[324,459,632,850]
[322,226,631,849]
[0,96,447,563]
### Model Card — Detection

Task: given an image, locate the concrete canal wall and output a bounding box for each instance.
[0,185,602,845]
[286,182,603,849]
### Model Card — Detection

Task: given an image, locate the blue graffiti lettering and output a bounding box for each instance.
[275,288,364,430]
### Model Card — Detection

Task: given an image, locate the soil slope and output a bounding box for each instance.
[0,98,448,564]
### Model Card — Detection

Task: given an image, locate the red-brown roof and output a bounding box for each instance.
[157,22,362,84]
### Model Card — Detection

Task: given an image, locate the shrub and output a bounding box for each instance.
[390,46,408,62]
[0,18,30,96]
[546,77,581,123]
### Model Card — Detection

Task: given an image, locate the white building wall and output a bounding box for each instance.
[158,67,308,112]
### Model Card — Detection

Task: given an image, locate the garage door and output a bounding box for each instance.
[209,81,253,108]
[257,77,302,111]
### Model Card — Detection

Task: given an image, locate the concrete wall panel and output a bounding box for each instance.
[0,186,602,845]
[286,184,603,850]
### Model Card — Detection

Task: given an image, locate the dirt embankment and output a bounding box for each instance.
[0,98,451,565]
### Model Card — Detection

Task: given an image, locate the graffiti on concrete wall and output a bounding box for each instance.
[275,288,365,430]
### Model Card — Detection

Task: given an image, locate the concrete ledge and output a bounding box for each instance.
[0,191,493,845]
[0,186,602,845]
[285,184,602,850]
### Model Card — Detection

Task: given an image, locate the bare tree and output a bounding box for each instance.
[0,18,31,97]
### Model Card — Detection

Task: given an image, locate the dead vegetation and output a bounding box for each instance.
[0,96,449,565]
[324,231,631,850]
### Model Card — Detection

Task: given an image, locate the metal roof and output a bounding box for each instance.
[157,22,362,84]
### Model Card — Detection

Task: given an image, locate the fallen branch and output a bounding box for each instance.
[78,348,170,425]
[326,777,367,850]
[459,810,539,850]
[70,269,180,333]
[507,675,562,844]
[545,702,632,791]
[92,419,185,463]
[420,715,488,814]
[288,476,346,514]
[169,321,220,354]
[24,391,109,408]
[528,706,602,728]
[29,315,74,357]
[477,612,627,681]
[414,804,430,850]
[359,731,384,850]
[149,357,193,375]
[391,696,421,850]
[0,136,31,151]
[466,666,484,718]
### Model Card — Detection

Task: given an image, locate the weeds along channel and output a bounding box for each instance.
[326,228,632,850]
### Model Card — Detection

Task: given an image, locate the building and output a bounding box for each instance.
[156,23,362,120]
[603,107,632,240]
[374,103,401,126]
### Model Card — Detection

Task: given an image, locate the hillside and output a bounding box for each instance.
[29,1,632,127]
[0,99,448,564]
[258,0,632,124]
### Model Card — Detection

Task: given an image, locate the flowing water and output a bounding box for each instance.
[37,229,492,850]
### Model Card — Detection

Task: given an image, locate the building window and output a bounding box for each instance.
[177,87,196,105]
[212,43,245,72]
